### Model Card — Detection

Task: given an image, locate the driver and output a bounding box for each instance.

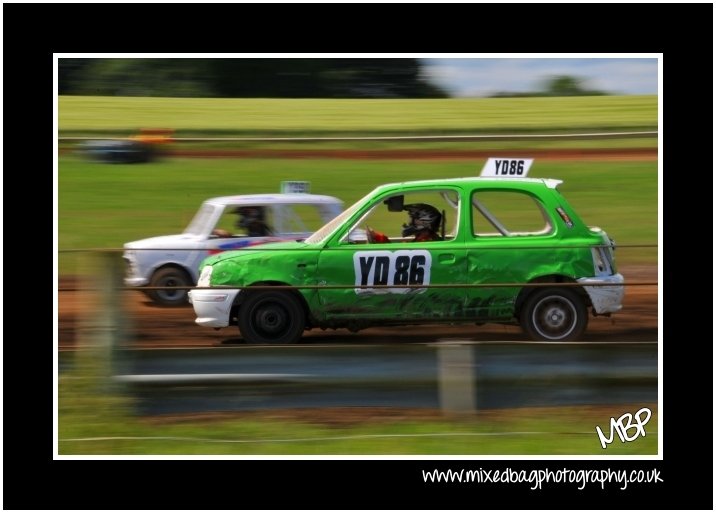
[234,206,272,237]
[367,203,442,243]
[402,203,442,242]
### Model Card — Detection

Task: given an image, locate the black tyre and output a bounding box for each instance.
[147,267,191,306]
[238,291,305,344]
[519,287,587,341]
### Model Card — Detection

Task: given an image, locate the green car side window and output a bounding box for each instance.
[471,190,553,237]
[341,189,461,244]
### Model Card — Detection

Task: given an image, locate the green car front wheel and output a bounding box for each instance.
[238,290,306,344]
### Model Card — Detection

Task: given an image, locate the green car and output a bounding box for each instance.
[189,168,624,343]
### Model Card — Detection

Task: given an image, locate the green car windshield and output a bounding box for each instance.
[305,190,373,244]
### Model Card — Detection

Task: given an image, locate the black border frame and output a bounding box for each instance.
[4,2,712,510]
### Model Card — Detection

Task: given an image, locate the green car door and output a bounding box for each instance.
[463,182,594,321]
[313,187,468,323]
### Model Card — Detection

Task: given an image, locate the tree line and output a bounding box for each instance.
[489,75,608,97]
[58,58,448,98]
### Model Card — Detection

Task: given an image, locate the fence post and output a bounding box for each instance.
[76,251,127,391]
[436,342,476,414]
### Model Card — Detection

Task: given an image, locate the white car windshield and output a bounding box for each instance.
[183,203,217,235]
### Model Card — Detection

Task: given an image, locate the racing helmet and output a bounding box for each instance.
[401,203,442,237]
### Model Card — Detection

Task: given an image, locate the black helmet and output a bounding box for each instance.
[401,203,441,237]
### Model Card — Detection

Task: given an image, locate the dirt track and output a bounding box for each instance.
[165,147,657,161]
[58,265,657,349]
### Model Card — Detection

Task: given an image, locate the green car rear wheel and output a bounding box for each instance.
[520,287,588,342]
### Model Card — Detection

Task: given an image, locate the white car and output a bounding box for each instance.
[123,191,343,306]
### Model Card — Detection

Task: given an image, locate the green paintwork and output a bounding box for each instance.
[199,177,613,329]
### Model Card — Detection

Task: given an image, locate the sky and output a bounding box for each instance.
[421,57,658,97]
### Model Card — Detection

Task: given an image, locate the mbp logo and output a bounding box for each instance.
[595,407,652,449]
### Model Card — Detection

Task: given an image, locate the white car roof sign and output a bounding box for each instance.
[480,157,534,177]
[280,181,311,194]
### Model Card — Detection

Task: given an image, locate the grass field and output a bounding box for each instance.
[59,95,657,135]
[58,372,657,455]
[58,155,657,267]
[58,94,658,268]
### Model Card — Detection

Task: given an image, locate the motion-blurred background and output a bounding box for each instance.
[57,56,658,456]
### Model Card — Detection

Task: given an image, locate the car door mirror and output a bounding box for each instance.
[384,195,404,212]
